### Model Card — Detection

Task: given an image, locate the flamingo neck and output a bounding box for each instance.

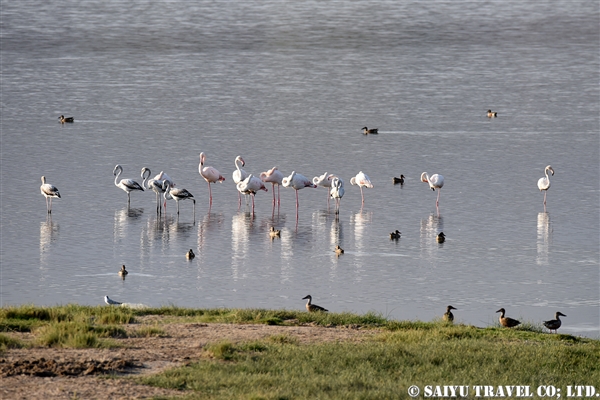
[114,168,122,186]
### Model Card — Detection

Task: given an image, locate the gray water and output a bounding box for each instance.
[1,0,598,338]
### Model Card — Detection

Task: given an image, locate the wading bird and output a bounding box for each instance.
[199,152,225,205]
[40,176,61,213]
[163,181,195,216]
[236,174,267,213]
[282,171,316,210]
[313,172,336,206]
[537,165,554,208]
[113,165,144,206]
[350,171,373,205]
[260,166,284,206]
[232,156,248,206]
[421,172,444,208]
[329,177,345,214]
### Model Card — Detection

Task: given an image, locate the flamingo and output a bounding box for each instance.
[260,166,284,205]
[232,156,248,206]
[163,181,195,216]
[421,172,444,207]
[236,174,267,213]
[350,171,373,204]
[282,171,316,210]
[329,176,344,214]
[40,176,61,213]
[113,165,144,205]
[199,152,225,205]
[141,167,167,213]
[537,165,554,208]
[313,172,336,206]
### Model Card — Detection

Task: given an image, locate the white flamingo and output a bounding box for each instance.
[199,152,225,205]
[260,166,284,205]
[421,172,444,207]
[40,176,61,213]
[232,155,248,206]
[282,171,316,210]
[236,174,267,213]
[113,164,144,205]
[141,167,166,213]
[350,171,373,204]
[163,181,195,216]
[313,172,337,206]
[537,165,554,208]
[329,177,344,214]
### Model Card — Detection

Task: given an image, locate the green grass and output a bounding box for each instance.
[2,304,598,399]
[140,326,600,399]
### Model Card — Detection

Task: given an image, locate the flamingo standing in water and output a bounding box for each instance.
[421,172,444,208]
[232,156,248,206]
[141,167,168,213]
[236,174,267,213]
[313,172,336,206]
[350,171,373,204]
[537,165,554,209]
[260,166,284,205]
[163,181,195,216]
[113,164,144,206]
[199,152,225,205]
[329,177,344,214]
[282,171,316,210]
[40,176,61,213]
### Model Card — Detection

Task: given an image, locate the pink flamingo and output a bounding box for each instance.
[199,152,225,205]
[313,172,336,206]
[232,155,248,206]
[421,172,444,208]
[260,166,284,205]
[236,174,267,213]
[350,171,373,204]
[282,171,316,210]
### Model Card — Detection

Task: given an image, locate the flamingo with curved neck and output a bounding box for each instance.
[113,164,144,205]
[163,181,195,216]
[199,152,225,205]
[537,165,554,208]
[232,156,248,206]
[421,172,444,208]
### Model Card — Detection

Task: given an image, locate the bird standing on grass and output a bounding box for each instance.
[496,308,521,328]
[104,296,122,306]
[302,295,328,312]
[443,305,457,322]
[543,311,566,333]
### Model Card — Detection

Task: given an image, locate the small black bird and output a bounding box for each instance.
[393,175,405,185]
[59,115,74,123]
[436,232,446,243]
[362,127,378,134]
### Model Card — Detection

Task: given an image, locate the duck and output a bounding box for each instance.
[302,295,328,312]
[334,245,344,255]
[269,226,281,238]
[487,110,497,118]
[362,127,378,134]
[436,232,446,243]
[186,249,195,259]
[118,265,128,277]
[443,305,457,322]
[58,115,74,123]
[543,311,566,333]
[392,175,405,185]
[496,308,521,328]
[390,230,401,240]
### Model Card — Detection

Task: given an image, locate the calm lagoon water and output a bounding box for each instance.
[1,0,598,337]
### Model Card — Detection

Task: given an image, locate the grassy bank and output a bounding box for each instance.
[2,305,599,399]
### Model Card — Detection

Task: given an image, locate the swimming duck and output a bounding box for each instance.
[543,311,566,333]
[393,175,405,185]
[118,265,128,277]
[390,230,401,240]
[334,245,344,255]
[302,295,328,312]
[59,115,74,123]
[362,127,378,134]
[269,226,281,238]
[443,305,457,322]
[487,110,497,118]
[496,308,521,328]
[186,249,195,259]
[436,232,446,243]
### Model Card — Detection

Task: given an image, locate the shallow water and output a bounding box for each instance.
[1,0,598,337]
